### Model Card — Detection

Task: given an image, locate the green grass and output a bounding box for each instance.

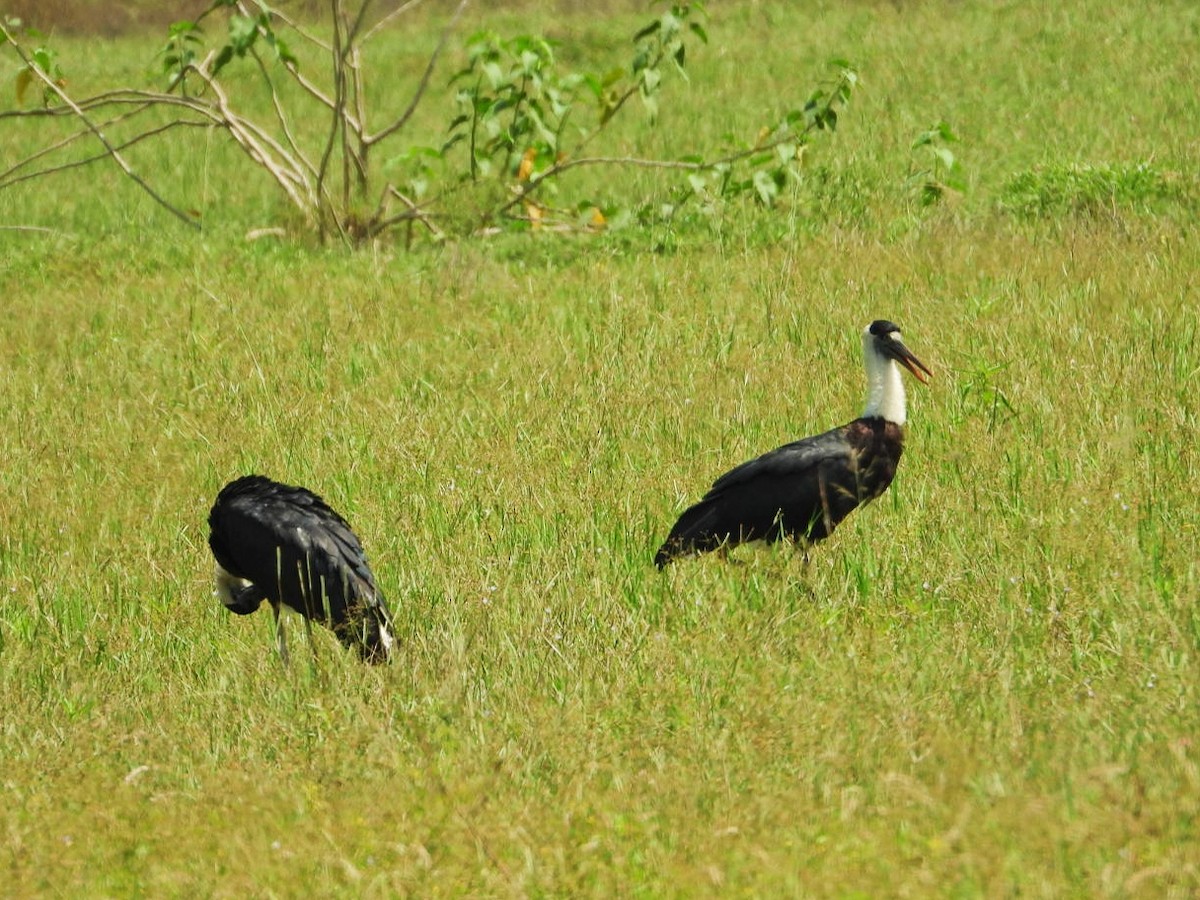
[2,1,1200,895]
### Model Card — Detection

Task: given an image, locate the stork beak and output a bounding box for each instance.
[884,336,933,384]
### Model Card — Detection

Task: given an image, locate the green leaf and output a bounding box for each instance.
[933,146,956,169]
[641,90,659,121]
[482,60,503,88]
[689,21,709,44]
[753,170,779,205]
[633,19,661,41]
[519,49,542,75]
[228,15,258,54]
[211,44,234,76]
[601,67,625,88]
[269,34,298,67]
[441,132,467,154]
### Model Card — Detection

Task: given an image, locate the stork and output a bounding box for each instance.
[207,474,395,663]
[655,320,932,568]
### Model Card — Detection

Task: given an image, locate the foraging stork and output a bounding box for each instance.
[208,475,395,663]
[654,320,932,568]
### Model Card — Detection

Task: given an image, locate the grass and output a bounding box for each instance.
[2,1,1200,895]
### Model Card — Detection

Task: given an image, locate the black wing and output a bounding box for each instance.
[208,475,393,660]
[655,425,861,567]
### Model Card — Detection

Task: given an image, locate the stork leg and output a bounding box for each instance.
[302,613,321,672]
[272,602,290,667]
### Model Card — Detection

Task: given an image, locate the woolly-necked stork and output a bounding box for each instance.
[655,320,932,568]
[208,475,395,663]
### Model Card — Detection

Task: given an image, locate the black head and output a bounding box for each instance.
[868,320,902,337]
[865,319,932,384]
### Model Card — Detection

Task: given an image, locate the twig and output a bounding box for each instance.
[360,0,428,45]
[0,225,72,236]
[315,0,348,235]
[368,184,445,240]
[247,46,320,179]
[260,5,333,52]
[185,55,319,215]
[364,0,468,147]
[0,103,154,185]
[495,126,814,220]
[0,119,211,191]
[0,22,201,231]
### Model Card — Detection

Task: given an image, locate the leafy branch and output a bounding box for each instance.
[1,18,202,230]
[2,1,861,246]
[908,121,963,206]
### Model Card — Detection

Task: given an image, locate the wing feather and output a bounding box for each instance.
[208,475,394,661]
[655,425,855,567]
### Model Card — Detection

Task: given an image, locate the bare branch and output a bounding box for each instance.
[260,6,333,53]
[1,119,211,191]
[0,22,201,230]
[231,1,361,133]
[184,58,318,215]
[494,126,812,220]
[246,46,320,179]
[368,184,445,240]
[0,224,73,236]
[345,0,377,46]
[364,0,468,147]
[1,87,225,119]
[0,103,154,185]
[360,0,429,45]
[316,0,348,230]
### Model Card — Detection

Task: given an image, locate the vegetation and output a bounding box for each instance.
[1,0,858,244]
[999,161,1189,220]
[2,0,1199,895]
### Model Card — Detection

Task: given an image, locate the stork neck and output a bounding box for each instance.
[862,353,907,425]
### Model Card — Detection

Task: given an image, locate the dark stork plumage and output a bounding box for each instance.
[654,320,933,568]
[208,475,395,663]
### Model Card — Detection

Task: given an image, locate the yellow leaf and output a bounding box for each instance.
[589,207,606,230]
[517,147,536,182]
[15,67,31,106]
[525,201,543,231]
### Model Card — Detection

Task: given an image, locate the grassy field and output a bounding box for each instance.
[2,1,1199,895]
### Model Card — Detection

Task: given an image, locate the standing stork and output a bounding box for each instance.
[655,320,933,568]
[208,474,395,663]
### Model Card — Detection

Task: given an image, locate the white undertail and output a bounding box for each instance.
[860,327,907,425]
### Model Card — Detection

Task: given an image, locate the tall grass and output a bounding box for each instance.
[2,1,1199,895]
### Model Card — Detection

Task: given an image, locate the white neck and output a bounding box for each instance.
[214,563,252,607]
[861,337,907,425]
